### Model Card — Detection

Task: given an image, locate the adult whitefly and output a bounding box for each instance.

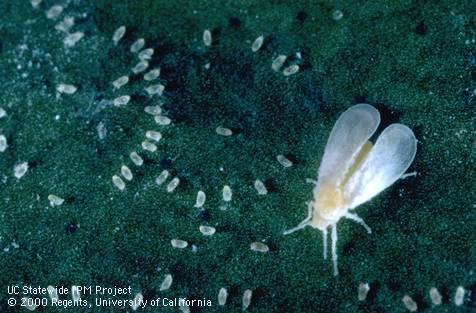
[203,29,212,46]
[145,130,162,142]
[272,54,287,71]
[0,107,6,118]
[199,225,216,236]
[216,126,232,136]
[222,185,232,202]
[251,35,264,52]
[218,288,228,306]
[141,141,157,152]
[171,239,188,249]
[0,135,7,152]
[64,32,84,48]
[130,152,143,166]
[112,175,125,191]
[14,162,29,179]
[283,64,299,76]
[46,5,63,19]
[130,38,145,53]
[48,194,64,207]
[145,84,164,96]
[144,106,162,115]
[57,83,77,94]
[113,95,131,107]
[167,177,180,192]
[112,26,126,44]
[121,165,133,181]
[138,48,154,61]
[112,76,129,89]
[282,104,417,276]
[254,179,268,195]
[159,274,173,291]
[155,170,170,185]
[277,155,293,167]
[250,242,269,253]
[155,115,171,125]
[132,61,149,74]
[144,69,160,81]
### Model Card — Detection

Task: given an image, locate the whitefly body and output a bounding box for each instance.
[284,104,417,275]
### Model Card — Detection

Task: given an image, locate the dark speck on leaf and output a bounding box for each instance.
[142,157,156,166]
[299,60,312,71]
[296,11,308,24]
[264,178,277,193]
[439,286,450,304]
[210,28,221,45]
[28,160,39,169]
[94,92,105,101]
[413,294,429,312]
[171,262,186,281]
[160,65,175,79]
[199,209,211,222]
[65,196,76,204]
[166,80,178,92]
[130,93,147,103]
[129,74,141,84]
[160,156,173,169]
[141,289,155,302]
[457,284,476,307]
[366,282,380,302]
[373,103,402,133]
[177,176,189,190]
[343,241,356,255]
[415,21,426,35]
[387,279,402,292]
[66,223,78,234]
[354,95,367,103]
[229,17,241,28]
[286,154,299,166]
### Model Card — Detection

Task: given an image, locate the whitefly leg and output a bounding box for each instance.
[283,202,313,235]
[305,178,318,186]
[331,224,339,276]
[344,212,372,234]
[400,171,417,180]
[283,220,309,235]
[322,228,328,260]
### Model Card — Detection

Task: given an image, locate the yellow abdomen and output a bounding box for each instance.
[311,184,348,228]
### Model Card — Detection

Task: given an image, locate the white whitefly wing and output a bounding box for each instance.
[344,123,417,209]
[318,104,380,187]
